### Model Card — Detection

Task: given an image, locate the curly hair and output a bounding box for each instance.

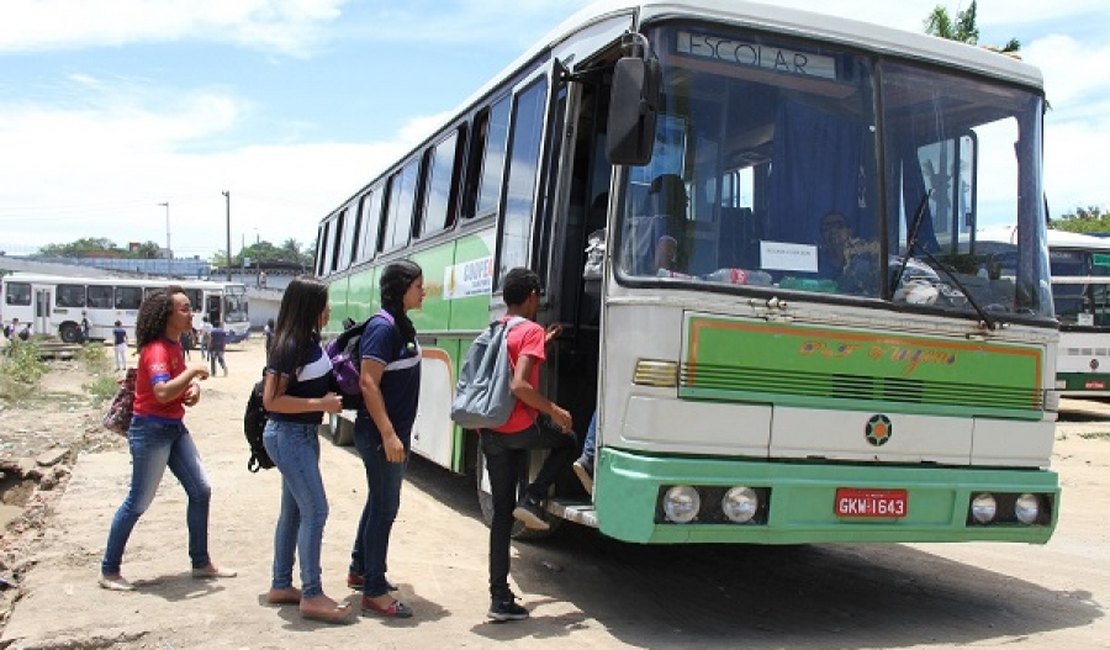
[135,285,185,349]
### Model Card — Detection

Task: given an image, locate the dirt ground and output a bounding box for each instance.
[0,338,1107,649]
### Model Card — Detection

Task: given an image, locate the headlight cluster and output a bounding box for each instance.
[658,485,768,525]
[967,492,1052,526]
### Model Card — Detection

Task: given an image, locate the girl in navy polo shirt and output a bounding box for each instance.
[348,260,424,618]
[261,276,349,623]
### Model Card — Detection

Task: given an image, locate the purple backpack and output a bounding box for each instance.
[325,310,393,407]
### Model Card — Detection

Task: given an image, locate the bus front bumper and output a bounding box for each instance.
[593,448,1059,545]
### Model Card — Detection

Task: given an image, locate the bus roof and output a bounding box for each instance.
[326,0,1044,221]
[1,272,242,289]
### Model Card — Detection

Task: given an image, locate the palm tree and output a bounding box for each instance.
[924,1,1020,53]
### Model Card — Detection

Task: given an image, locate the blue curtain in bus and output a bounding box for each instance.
[894,145,940,255]
[767,101,868,245]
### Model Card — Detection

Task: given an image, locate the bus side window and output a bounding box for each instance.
[462,96,511,221]
[88,285,113,309]
[496,77,549,283]
[57,284,86,308]
[418,127,465,237]
[6,282,31,306]
[381,158,420,252]
[357,188,383,264]
[115,287,142,310]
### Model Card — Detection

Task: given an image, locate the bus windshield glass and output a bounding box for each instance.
[615,22,1052,322]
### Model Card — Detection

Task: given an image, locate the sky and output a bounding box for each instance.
[1,0,1108,261]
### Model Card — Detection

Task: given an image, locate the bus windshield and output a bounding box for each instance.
[615,22,1052,322]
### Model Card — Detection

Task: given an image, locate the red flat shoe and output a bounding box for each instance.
[361,595,413,618]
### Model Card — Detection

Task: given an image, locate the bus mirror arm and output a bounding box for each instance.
[606,33,660,166]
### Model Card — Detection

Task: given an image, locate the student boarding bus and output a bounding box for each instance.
[316,0,1059,544]
[0,273,250,344]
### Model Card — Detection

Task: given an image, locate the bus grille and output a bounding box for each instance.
[681,363,1043,411]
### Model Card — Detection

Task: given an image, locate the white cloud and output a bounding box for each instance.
[0,76,427,257]
[0,0,346,55]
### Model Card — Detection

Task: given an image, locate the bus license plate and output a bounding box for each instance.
[835,488,907,518]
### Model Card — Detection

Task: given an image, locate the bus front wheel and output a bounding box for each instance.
[59,323,81,343]
[475,443,558,541]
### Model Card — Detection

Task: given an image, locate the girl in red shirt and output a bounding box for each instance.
[99,286,235,591]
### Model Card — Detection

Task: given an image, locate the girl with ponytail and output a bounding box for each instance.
[347,260,425,618]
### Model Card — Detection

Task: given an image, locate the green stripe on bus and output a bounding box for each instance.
[683,315,1044,416]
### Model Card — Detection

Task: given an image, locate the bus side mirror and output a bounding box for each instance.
[607,56,660,166]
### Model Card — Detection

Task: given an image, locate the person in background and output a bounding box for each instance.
[261,276,349,624]
[180,328,194,360]
[99,286,235,591]
[199,316,211,362]
[112,320,129,372]
[348,260,425,619]
[264,318,275,353]
[818,211,852,279]
[208,319,227,377]
[80,311,91,343]
[476,267,577,622]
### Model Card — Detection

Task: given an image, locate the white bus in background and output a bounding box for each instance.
[0,273,250,344]
[1043,230,1110,396]
[976,228,1110,396]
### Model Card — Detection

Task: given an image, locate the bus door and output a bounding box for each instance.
[542,43,623,443]
[206,294,222,326]
[33,287,51,337]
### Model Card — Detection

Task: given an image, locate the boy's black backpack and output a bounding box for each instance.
[244,377,274,472]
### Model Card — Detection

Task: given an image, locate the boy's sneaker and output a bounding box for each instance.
[487,594,529,622]
[512,494,550,531]
[573,456,594,495]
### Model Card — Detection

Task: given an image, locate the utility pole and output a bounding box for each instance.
[158,201,171,276]
[222,191,231,281]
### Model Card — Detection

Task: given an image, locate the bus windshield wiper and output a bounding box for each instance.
[889,190,932,299]
[913,246,999,331]
[889,189,998,330]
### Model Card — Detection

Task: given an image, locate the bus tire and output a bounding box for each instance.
[59,322,81,343]
[475,443,559,541]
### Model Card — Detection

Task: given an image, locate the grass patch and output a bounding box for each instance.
[1078,431,1110,441]
[83,375,120,405]
[0,339,48,400]
[77,342,112,374]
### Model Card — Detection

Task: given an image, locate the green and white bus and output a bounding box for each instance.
[317,0,1059,545]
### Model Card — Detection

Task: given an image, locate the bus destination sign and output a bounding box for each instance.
[675,30,837,80]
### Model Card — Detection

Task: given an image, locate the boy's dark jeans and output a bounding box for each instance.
[480,414,576,598]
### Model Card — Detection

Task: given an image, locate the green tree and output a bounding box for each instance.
[924,1,1020,53]
[36,237,164,259]
[1052,206,1110,234]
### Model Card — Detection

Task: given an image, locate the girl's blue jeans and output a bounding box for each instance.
[349,412,409,598]
[101,416,212,575]
[263,419,329,598]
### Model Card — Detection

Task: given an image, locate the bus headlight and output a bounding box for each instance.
[721,487,759,523]
[970,493,997,524]
[662,486,700,523]
[1014,493,1041,525]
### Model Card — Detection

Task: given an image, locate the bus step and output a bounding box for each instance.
[547,499,598,529]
